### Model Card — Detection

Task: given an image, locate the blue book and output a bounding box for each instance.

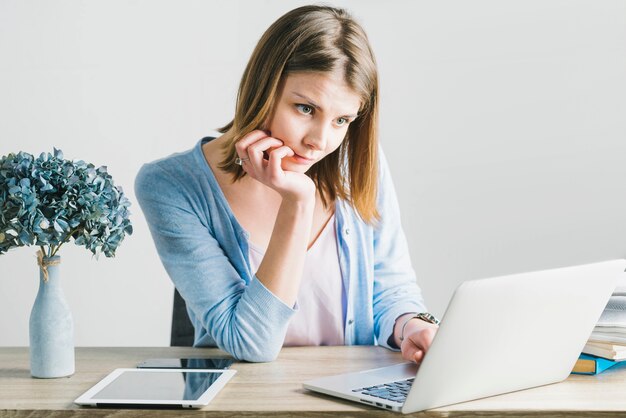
[571,353,621,375]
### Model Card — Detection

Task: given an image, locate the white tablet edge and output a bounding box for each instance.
[74,368,237,408]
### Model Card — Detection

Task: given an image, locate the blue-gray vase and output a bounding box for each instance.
[29,255,75,378]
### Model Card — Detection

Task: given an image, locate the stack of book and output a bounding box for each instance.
[573,353,622,375]
[574,276,626,374]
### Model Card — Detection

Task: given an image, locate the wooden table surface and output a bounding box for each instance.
[1,346,626,417]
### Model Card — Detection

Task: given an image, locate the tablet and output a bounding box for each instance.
[137,357,234,369]
[74,368,236,408]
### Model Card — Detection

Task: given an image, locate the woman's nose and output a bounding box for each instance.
[304,123,330,151]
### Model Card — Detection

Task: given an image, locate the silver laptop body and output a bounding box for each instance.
[303,259,625,413]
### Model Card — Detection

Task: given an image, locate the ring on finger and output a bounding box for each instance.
[235,156,250,166]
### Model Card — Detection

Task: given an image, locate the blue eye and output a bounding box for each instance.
[336,117,348,126]
[296,104,314,115]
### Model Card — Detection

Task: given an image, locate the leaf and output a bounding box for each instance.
[53,147,63,160]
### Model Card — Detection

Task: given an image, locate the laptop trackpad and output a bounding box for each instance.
[306,362,419,392]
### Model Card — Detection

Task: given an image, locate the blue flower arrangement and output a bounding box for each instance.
[0,148,132,259]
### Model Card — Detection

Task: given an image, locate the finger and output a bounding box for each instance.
[413,349,424,364]
[268,146,295,178]
[421,327,437,349]
[247,137,283,157]
[400,340,420,362]
[247,138,284,176]
[401,328,437,363]
[407,327,437,352]
[401,347,413,363]
[234,130,270,158]
[401,340,425,364]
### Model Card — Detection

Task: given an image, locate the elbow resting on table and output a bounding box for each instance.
[213,326,283,363]
[227,343,281,363]
[240,351,280,363]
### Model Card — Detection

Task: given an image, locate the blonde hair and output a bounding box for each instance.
[218,5,380,223]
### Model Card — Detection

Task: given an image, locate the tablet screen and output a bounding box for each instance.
[91,370,224,401]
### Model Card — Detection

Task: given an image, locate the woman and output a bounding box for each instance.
[135,5,439,363]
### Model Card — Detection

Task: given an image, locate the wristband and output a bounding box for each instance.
[399,312,440,342]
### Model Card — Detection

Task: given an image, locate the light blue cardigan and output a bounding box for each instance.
[135,137,427,362]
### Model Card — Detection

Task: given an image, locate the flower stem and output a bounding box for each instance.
[50,244,61,258]
[49,226,81,258]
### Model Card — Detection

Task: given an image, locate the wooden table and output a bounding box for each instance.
[1,346,626,417]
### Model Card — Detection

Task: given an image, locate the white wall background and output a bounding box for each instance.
[1,0,625,346]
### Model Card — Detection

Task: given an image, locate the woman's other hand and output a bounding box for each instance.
[235,129,315,203]
[400,320,438,365]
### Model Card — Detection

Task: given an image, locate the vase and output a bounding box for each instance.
[29,254,75,378]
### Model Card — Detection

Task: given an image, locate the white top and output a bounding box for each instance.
[247,214,345,346]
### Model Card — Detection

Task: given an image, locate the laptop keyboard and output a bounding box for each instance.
[352,377,414,403]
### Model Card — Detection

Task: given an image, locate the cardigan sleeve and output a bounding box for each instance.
[134,162,296,362]
[372,147,428,351]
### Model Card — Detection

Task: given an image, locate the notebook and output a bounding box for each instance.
[303,259,625,413]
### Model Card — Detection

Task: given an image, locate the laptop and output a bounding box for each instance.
[303,259,626,413]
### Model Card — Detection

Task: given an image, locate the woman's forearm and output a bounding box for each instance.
[255,196,315,307]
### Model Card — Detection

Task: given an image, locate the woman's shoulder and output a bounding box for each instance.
[135,138,211,201]
[141,138,207,175]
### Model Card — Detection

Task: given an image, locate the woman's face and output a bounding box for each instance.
[265,71,362,173]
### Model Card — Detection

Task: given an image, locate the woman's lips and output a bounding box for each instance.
[292,153,315,164]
